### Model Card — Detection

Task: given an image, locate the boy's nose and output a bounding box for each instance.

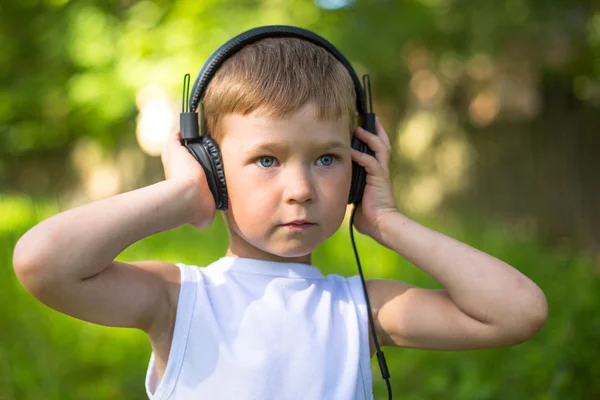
[283,167,314,204]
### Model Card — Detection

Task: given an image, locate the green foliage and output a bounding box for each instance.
[3,0,599,157]
[2,197,600,399]
[3,0,600,398]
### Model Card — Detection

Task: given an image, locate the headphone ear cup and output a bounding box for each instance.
[182,135,229,210]
[348,135,367,205]
[348,133,376,205]
[200,135,228,210]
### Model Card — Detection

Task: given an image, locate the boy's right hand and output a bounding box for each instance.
[161,130,216,229]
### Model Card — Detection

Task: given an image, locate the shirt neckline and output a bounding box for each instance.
[217,256,324,279]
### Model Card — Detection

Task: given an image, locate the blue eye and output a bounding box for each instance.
[316,154,336,167]
[257,156,277,168]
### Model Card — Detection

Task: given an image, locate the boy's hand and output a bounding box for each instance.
[350,117,398,243]
[161,130,216,229]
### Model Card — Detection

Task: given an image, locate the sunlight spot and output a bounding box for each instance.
[314,0,353,10]
[435,137,471,191]
[84,163,121,200]
[403,44,432,73]
[68,6,116,68]
[410,69,441,104]
[136,86,177,156]
[404,175,445,214]
[469,89,499,126]
[71,138,104,175]
[398,112,438,161]
[128,0,162,30]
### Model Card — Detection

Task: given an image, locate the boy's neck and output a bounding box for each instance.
[225,247,312,265]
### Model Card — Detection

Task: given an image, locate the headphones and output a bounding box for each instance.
[179,25,376,211]
[179,25,392,399]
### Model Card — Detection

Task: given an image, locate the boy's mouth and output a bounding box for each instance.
[280,220,316,230]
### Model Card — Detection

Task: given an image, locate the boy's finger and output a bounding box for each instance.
[172,130,182,143]
[356,127,390,166]
[375,117,392,151]
[351,148,384,177]
[355,128,391,174]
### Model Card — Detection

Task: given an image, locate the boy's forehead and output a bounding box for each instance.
[220,107,351,148]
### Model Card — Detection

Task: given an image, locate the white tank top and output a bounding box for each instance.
[145,256,373,399]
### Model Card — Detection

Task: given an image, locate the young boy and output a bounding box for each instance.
[13,35,547,399]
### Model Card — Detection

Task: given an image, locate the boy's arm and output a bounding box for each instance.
[13,131,214,334]
[349,119,547,352]
[13,179,200,333]
[367,212,548,351]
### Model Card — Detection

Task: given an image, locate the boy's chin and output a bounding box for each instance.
[261,242,317,260]
[247,240,322,262]
[226,234,316,261]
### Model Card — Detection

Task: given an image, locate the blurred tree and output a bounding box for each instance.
[3,1,600,397]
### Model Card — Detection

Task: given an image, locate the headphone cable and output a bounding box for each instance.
[350,204,392,400]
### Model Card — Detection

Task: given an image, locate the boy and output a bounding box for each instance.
[13,34,547,399]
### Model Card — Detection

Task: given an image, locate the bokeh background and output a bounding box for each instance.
[2,0,600,399]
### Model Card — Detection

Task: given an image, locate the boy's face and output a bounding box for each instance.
[219,103,353,264]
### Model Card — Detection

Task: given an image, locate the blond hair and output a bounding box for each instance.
[202,37,357,143]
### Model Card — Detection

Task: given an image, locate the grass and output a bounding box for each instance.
[1,194,599,399]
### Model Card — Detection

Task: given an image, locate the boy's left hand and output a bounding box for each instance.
[350,117,398,243]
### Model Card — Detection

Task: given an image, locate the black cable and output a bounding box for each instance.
[350,204,392,400]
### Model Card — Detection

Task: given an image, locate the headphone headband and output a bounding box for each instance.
[188,25,367,116]
[180,24,376,210]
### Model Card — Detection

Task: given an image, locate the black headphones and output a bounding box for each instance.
[179,25,376,211]
[179,25,392,399]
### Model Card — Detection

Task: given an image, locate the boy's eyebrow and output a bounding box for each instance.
[244,139,349,155]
